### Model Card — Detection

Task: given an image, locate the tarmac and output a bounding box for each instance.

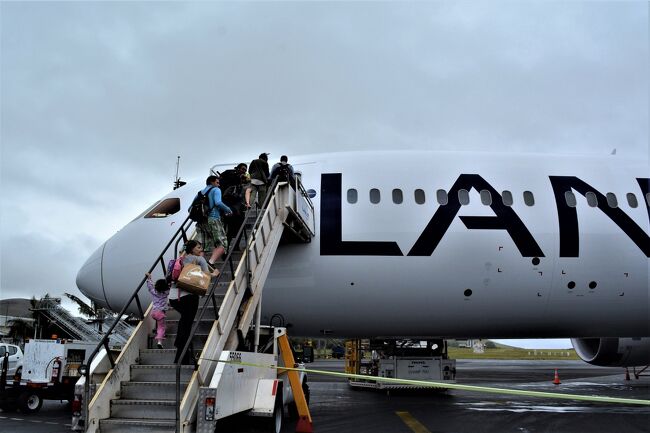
[1,359,648,433]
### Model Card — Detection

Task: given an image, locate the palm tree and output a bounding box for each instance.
[7,318,34,345]
[64,293,109,333]
[64,293,97,318]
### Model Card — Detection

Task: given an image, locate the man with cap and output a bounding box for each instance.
[248,153,270,208]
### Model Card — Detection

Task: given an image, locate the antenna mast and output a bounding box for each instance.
[173,156,186,190]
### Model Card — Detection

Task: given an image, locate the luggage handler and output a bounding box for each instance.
[197,327,312,433]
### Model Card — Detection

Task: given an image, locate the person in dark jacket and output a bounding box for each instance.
[270,155,295,184]
[248,153,270,208]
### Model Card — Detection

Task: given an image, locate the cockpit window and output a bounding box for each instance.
[144,198,181,218]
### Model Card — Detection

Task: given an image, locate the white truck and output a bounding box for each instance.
[0,338,96,413]
[347,339,456,390]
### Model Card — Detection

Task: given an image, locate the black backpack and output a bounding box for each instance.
[274,164,292,182]
[222,185,242,207]
[219,169,241,192]
[188,186,214,223]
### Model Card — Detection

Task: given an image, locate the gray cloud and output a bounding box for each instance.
[1,2,647,350]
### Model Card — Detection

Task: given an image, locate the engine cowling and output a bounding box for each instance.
[571,337,650,367]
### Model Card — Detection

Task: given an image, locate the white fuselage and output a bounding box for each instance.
[77,151,650,339]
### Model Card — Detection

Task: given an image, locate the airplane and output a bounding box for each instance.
[76,150,650,368]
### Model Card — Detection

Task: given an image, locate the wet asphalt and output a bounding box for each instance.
[1,359,648,433]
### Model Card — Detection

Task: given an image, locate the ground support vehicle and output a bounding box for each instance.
[1,339,96,414]
[346,339,456,390]
[197,327,311,433]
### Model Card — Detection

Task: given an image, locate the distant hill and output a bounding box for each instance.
[0,298,33,318]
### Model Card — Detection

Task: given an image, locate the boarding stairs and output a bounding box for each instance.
[81,178,315,433]
[34,298,131,346]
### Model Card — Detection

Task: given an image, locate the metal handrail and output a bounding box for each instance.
[174,176,282,432]
[82,214,195,428]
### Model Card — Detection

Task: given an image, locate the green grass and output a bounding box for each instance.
[448,347,580,360]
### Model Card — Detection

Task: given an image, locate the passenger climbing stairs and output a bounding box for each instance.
[81,178,315,433]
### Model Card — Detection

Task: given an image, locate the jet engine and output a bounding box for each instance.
[571,337,650,367]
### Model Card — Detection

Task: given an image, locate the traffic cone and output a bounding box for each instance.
[553,369,561,385]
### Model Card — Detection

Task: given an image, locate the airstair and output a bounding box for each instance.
[33,298,131,346]
[80,178,315,433]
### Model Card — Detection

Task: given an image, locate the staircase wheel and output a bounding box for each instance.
[287,378,310,418]
[261,395,283,433]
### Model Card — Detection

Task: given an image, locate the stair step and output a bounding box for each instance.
[120,381,189,400]
[138,349,176,365]
[130,365,195,382]
[166,319,214,334]
[99,418,176,433]
[110,399,176,419]
[163,333,209,350]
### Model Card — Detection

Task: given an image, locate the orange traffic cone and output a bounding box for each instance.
[553,369,561,385]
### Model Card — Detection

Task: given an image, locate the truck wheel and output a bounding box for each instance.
[287,379,310,418]
[262,397,282,433]
[18,391,43,414]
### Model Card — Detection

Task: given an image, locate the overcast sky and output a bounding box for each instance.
[1,2,647,349]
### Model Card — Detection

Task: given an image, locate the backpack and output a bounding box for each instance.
[165,256,184,284]
[188,186,214,223]
[222,184,242,207]
[275,164,292,182]
[219,169,241,192]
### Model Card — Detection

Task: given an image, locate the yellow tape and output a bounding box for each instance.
[199,357,650,406]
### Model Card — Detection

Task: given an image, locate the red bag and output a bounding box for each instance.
[171,257,184,281]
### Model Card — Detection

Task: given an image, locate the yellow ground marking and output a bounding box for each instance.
[396,411,432,433]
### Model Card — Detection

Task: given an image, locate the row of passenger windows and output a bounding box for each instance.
[346,189,650,209]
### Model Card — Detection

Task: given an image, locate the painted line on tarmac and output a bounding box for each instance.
[396,411,431,433]
[199,357,650,406]
[0,415,68,426]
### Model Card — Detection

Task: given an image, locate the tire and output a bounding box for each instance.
[261,397,282,433]
[18,391,43,414]
[287,378,310,418]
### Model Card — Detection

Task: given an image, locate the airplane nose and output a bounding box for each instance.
[76,242,111,309]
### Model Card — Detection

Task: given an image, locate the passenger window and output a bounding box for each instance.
[606,193,618,208]
[586,192,598,207]
[523,191,535,207]
[392,189,403,204]
[8,346,17,355]
[144,198,181,218]
[627,193,638,208]
[480,190,492,206]
[0,347,5,356]
[458,189,470,206]
[414,189,426,205]
[565,191,577,207]
[502,190,513,206]
[436,189,448,205]
[347,189,357,204]
[369,188,381,204]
